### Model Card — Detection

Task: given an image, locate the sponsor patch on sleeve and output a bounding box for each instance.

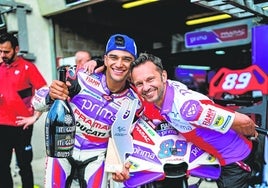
[196,103,235,133]
[180,100,203,121]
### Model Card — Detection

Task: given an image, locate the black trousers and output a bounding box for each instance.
[217,139,259,188]
[0,125,34,188]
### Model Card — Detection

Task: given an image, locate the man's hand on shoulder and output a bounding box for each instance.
[83,59,105,75]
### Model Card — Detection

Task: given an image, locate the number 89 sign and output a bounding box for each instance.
[209,65,268,97]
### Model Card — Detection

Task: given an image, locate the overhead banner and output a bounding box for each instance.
[185,24,248,47]
[183,18,256,51]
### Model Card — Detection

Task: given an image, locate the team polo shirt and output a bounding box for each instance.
[0,57,47,126]
[159,80,252,165]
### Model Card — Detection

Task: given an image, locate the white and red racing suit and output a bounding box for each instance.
[32,67,142,188]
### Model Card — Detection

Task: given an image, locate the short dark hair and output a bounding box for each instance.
[0,32,18,48]
[130,52,163,73]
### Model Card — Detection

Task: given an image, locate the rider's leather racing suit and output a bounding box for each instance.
[32,67,142,188]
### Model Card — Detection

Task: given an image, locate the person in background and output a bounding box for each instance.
[60,50,92,73]
[74,50,91,68]
[32,34,141,188]
[130,52,258,188]
[0,32,47,188]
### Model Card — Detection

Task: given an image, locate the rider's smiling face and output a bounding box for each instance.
[104,50,134,92]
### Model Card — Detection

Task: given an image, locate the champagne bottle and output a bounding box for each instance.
[45,67,76,158]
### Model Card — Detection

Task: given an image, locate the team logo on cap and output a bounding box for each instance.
[106,34,137,58]
[115,36,125,47]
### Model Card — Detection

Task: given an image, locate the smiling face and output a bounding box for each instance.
[104,50,135,92]
[131,60,167,108]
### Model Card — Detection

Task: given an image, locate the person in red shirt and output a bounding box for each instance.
[0,32,47,188]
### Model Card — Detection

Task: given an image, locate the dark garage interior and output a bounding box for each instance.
[51,0,267,79]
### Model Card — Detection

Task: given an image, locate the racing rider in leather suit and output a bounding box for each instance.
[32,34,142,188]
